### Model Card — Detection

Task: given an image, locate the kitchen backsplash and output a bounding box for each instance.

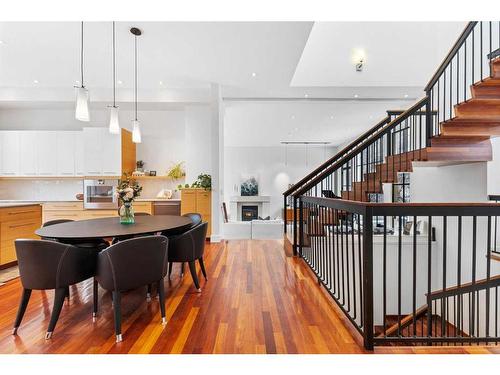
[0,178,183,201]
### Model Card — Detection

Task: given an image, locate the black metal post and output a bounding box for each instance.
[362,206,374,350]
[298,198,304,258]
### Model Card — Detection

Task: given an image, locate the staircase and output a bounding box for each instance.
[339,57,500,202]
[283,22,500,349]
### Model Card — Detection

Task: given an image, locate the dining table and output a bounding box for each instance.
[35,215,193,242]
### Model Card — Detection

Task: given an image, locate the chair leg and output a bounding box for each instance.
[168,262,173,280]
[46,288,67,339]
[199,258,208,281]
[92,278,98,322]
[112,291,122,342]
[12,288,32,335]
[188,261,201,292]
[146,284,152,302]
[65,286,70,304]
[158,279,167,325]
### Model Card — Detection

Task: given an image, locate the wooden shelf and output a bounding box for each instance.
[131,175,172,180]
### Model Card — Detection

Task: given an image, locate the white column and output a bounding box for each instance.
[210,83,224,242]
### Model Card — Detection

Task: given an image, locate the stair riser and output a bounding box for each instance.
[472,85,500,99]
[441,124,500,137]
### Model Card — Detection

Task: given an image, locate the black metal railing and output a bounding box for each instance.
[300,197,500,349]
[285,100,435,255]
[426,21,500,135]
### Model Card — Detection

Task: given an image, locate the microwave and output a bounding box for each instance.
[83,179,119,210]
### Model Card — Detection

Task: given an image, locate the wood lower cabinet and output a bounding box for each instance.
[133,201,153,215]
[0,204,42,267]
[180,189,211,238]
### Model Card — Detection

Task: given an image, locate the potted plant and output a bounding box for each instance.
[116,176,143,224]
[167,162,186,180]
[191,174,212,191]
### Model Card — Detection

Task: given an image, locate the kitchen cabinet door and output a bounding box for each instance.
[75,131,85,176]
[101,129,121,176]
[19,131,38,176]
[56,131,76,176]
[83,128,103,176]
[36,131,58,176]
[0,131,20,176]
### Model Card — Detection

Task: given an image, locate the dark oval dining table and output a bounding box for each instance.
[35,215,193,241]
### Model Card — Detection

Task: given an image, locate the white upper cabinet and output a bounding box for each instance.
[75,131,85,176]
[101,129,121,176]
[36,131,58,176]
[83,128,103,175]
[56,132,77,176]
[19,131,38,176]
[0,128,126,178]
[1,131,20,176]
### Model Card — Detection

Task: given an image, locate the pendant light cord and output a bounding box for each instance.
[112,21,116,107]
[80,22,84,88]
[134,34,138,121]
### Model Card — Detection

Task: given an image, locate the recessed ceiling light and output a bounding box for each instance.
[159,81,164,85]
[404,94,409,98]
[251,72,257,77]
[117,80,123,85]
[354,94,359,98]
[0,40,4,45]
[33,80,39,84]
[304,93,309,98]
[330,115,334,119]
[291,115,295,120]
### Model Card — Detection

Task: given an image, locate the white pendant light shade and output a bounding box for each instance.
[108,106,120,134]
[75,87,90,122]
[132,120,141,143]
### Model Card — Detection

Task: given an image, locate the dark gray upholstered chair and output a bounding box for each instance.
[95,235,169,342]
[167,222,208,292]
[41,219,108,305]
[13,239,97,339]
[164,212,203,278]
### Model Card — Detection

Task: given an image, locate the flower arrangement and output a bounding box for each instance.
[116,176,142,203]
[191,174,212,191]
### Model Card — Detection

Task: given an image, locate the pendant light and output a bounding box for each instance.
[108,22,120,134]
[131,27,142,143]
[75,22,90,122]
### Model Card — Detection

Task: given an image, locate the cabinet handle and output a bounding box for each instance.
[9,222,36,229]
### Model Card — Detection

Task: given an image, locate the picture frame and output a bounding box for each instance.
[149,171,157,176]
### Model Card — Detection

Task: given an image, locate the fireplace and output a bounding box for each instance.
[241,205,258,221]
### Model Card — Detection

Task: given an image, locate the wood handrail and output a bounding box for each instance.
[424,22,477,92]
[377,304,428,338]
[428,274,500,300]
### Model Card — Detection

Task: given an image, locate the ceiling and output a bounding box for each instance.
[291,22,466,88]
[0,22,312,92]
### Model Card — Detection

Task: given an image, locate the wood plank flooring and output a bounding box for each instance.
[0,239,499,354]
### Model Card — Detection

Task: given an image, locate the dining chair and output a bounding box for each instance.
[167,222,208,292]
[42,218,108,306]
[12,239,97,339]
[95,235,169,342]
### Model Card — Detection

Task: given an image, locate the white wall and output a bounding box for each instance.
[184,105,212,183]
[224,145,337,219]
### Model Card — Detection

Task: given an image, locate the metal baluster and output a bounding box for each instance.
[398,215,402,337]
[412,215,417,336]
[442,216,447,337]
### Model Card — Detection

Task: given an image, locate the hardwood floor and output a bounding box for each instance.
[0,239,499,354]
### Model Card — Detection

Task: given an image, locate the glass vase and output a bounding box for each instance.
[119,202,135,224]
